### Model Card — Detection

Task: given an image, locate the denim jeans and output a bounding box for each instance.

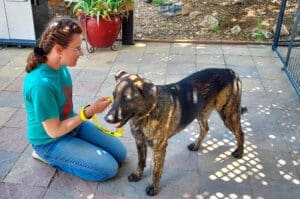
[32,121,127,181]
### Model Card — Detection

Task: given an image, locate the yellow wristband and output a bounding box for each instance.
[79,104,91,121]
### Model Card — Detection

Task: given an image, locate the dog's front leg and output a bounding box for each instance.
[146,142,167,196]
[128,138,147,182]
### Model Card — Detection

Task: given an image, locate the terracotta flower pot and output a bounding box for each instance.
[81,15,121,48]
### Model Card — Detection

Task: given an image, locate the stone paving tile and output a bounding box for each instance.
[165,73,192,84]
[96,82,116,98]
[96,156,150,199]
[144,42,170,56]
[260,78,300,110]
[68,67,83,79]
[242,90,274,108]
[196,54,225,65]
[118,43,146,54]
[4,146,56,187]
[114,51,144,65]
[0,91,23,108]
[282,133,300,155]
[139,70,167,85]
[72,95,95,113]
[5,55,28,68]
[247,149,299,181]
[4,107,27,129]
[45,171,98,199]
[0,64,25,78]
[196,44,223,55]
[0,55,10,67]
[248,45,279,58]
[151,170,203,199]
[251,177,300,199]
[168,54,196,65]
[246,127,290,153]
[0,127,27,153]
[110,63,140,75]
[197,144,250,175]
[291,153,300,177]
[78,50,119,68]
[252,56,284,79]
[242,106,284,131]
[73,80,103,97]
[198,172,253,198]
[222,45,251,56]
[0,47,32,56]
[166,63,195,75]
[163,141,199,172]
[0,182,47,198]
[0,151,19,180]
[224,55,255,68]
[227,64,260,79]
[4,76,24,92]
[74,69,110,84]
[140,53,169,66]
[240,78,264,93]
[0,107,17,127]
[0,75,17,91]
[196,63,226,70]
[170,43,196,55]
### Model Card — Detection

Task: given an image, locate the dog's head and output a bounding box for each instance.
[104,71,157,128]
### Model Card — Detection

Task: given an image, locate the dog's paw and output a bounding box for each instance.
[146,185,158,196]
[187,143,199,151]
[231,149,243,159]
[128,173,141,182]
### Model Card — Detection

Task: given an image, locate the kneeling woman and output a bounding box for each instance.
[23,16,127,181]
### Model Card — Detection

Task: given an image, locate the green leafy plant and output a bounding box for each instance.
[70,0,134,22]
[153,0,164,6]
[211,24,219,33]
[256,19,265,42]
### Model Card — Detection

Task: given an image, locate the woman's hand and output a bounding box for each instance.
[42,97,112,139]
[85,97,112,118]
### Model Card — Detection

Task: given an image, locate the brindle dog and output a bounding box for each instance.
[105,68,246,196]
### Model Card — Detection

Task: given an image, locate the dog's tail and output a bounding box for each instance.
[241,106,248,115]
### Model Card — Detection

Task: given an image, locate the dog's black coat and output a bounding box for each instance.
[165,68,236,128]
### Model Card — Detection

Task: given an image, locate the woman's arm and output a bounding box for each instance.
[42,97,111,138]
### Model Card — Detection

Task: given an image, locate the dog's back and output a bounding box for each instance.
[160,68,240,131]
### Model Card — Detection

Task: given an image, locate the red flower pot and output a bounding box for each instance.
[81,15,121,48]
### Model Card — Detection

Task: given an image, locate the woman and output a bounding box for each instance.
[23,16,127,181]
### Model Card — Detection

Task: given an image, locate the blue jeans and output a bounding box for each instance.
[32,121,127,181]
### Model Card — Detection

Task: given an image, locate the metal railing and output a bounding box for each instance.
[272,0,300,96]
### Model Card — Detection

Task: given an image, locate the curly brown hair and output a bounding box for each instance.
[25,16,82,73]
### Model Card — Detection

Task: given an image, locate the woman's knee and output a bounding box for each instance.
[114,141,127,164]
[81,159,119,181]
[94,165,118,181]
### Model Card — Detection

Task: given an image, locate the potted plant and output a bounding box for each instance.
[70,0,134,50]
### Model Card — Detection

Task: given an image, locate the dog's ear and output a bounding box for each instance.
[115,71,128,81]
[137,78,157,100]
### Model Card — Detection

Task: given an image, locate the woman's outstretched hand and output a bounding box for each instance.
[86,97,112,117]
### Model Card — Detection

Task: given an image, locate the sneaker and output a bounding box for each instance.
[32,151,47,164]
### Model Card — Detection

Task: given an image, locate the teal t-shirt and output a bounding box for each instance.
[23,63,75,145]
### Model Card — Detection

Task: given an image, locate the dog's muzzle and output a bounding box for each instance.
[104,114,115,123]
